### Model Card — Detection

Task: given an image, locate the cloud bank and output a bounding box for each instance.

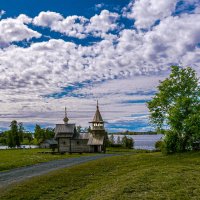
[0,0,200,131]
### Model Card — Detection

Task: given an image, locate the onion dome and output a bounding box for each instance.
[63,107,69,124]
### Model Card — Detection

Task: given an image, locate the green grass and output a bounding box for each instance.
[1,151,200,200]
[0,148,95,172]
[106,147,152,154]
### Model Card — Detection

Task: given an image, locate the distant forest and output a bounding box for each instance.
[109,131,157,135]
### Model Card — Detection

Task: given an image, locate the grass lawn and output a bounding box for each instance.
[1,151,200,200]
[0,148,97,172]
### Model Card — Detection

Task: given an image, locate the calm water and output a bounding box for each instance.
[0,145,39,150]
[114,134,163,150]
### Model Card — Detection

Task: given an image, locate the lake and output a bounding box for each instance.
[113,134,163,150]
[0,145,39,150]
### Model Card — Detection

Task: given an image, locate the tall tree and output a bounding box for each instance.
[7,130,14,147]
[0,131,7,145]
[11,120,20,147]
[117,136,121,144]
[147,66,200,153]
[18,122,24,143]
[45,128,54,139]
[34,125,55,143]
[109,134,115,144]
[34,124,43,143]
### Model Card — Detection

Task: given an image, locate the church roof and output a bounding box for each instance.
[87,134,104,145]
[91,101,104,123]
[54,124,75,138]
[78,132,89,139]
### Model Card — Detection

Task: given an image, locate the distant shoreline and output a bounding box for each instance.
[108,132,160,135]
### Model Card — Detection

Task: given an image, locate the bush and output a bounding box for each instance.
[155,140,163,151]
[162,130,184,154]
[122,136,134,149]
[110,144,123,147]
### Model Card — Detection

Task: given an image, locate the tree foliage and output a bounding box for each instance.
[122,136,134,149]
[34,124,54,143]
[147,66,200,153]
[5,120,26,147]
[0,132,7,145]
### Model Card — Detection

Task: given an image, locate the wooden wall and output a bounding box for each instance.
[58,138,96,153]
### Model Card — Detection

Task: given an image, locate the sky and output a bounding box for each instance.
[0,0,200,132]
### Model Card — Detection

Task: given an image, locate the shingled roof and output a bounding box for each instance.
[54,123,75,138]
[92,101,104,122]
[87,134,104,145]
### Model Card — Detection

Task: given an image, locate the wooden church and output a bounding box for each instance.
[54,101,106,153]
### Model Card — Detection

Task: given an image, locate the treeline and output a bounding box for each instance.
[34,124,54,144]
[107,134,134,149]
[111,131,157,135]
[0,120,54,147]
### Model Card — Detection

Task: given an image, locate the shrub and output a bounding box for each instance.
[155,140,163,151]
[122,136,134,149]
[110,144,123,147]
[162,130,180,154]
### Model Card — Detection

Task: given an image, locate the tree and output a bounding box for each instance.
[34,125,55,144]
[34,124,43,143]
[76,125,82,137]
[18,122,25,143]
[117,136,121,144]
[11,120,20,147]
[0,132,7,145]
[121,136,134,149]
[24,132,34,144]
[45,128,54,139]
[7,130,14,147]
[6,120,25,147]
[109,134,115,144]
[147,66,200,153]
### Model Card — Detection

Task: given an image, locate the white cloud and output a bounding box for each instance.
[33,11,63,27]
[95,3,105,10]
[52,15,88,39]
[143,13,200,61]
[0,10,6,18]
[33,10,119,39]
[17,14,32,24]
[0,37,165,128]
[1,10,200,128]
[1,4,200,130]
[0,16,41,47]
[124,0,177,29]
[87,10,119,37]
[33,11,88,39]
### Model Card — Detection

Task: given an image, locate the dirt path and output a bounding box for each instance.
[0,154,115,188]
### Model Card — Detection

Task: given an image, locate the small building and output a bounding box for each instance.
[40,139,58,149]
[55,102,106,153]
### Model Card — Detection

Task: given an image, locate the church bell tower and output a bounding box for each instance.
[90,100,105,133]
[89,100,106,153]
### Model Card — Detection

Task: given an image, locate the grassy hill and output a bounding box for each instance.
[0,148,95,172]
[1,150,200,200]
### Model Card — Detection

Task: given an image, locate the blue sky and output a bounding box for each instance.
[0,0,200,132]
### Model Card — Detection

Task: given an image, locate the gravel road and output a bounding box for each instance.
[0,154,115,188]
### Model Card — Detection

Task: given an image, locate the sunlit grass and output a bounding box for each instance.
[0,147,141,171]
[0,148,95,171]
[1,151,200,200]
